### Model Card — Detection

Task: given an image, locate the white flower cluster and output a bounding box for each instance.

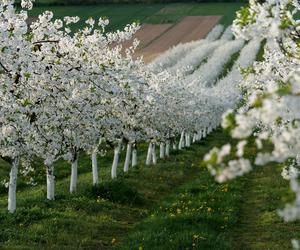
[0,0,262,215]
[149,24,224,73]
[0,1,255,213]
[203,1,300,248]
[185,39,245,87]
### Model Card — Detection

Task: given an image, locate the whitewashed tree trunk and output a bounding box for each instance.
[124,143,132,172]
[92,150,99,185]
[70,155,78,193]
[173,142,177,150]
[111,142,121,179]
[185,133,189,147]
[152,143,157,165]
[8,158,19,213]
[146,142,152,166]
[193,133,197,143]
[132,147,137,167]
[46,163,55,200]
[160,143,165,159]
[165,140,170,157]
[198,130,202,140]
[179,131,185,150]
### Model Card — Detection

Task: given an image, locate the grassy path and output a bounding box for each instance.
[232,165,300,250]
[0,129,236,249]
[1,128,300,249]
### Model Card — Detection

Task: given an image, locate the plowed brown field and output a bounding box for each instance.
[122,24,172,50]
[135,16,221,63]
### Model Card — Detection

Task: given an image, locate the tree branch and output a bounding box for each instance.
[0,62,10,74]
[33,40,59,45]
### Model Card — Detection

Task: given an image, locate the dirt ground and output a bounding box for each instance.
[135,16,221,63]
[122,24,172,50]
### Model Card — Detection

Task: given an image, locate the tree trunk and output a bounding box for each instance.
[193,133,197,143]
[198,130,202,140]
[70,155,78,193]
[179,131,185,150]
[132,147,137,167]
[185,133,188,147]
[111,142,121,179]
[92,151,99,185]
[124,143,132,172]
[173,142,177,150]
[46,163,55,200]
[146,142,152,166]
[165,140,170,157]
[160,143,165,159]
[152,143,157,165]
[208,126,212,133]
[8,158,19,213]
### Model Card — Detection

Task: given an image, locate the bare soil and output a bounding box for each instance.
[136,16,221,63]
[122,24,172,50]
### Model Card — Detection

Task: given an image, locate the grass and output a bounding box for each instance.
[231,164,300,250]
[114,132,246,250]
[0,130,299,249]
[0,129,239,249]
[216,49,241,82]
[1,126,298,250]
[25,2,245,31]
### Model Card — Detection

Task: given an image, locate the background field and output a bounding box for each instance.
[16,0,247,5]
[25,3,244,30]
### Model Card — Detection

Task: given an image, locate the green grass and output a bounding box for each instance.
[216,48,241,81]
[0,129,238,249]
[114,132,246,250]
[0,129,299,249]
[25,3,245,31]
[231,164,300,250]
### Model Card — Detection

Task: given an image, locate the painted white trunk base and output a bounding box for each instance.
[111,144,121,179]
[92,151,99,185]
[124,143,132,172]
[8,158,19,213]
[70,157,78,193]
[46,164,55,200]
[146,143,152,166]
[193,133,197,143]
[160,143,165,159]
[132,148,137,167]
[152,143,157,165]
[165,141,170,157]
[179,131,185,150]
